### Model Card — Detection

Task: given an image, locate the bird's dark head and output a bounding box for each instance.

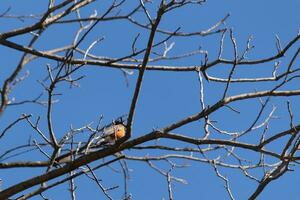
[113,115,127,125]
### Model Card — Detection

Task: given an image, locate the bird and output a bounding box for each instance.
[96,120,126,145]
[56,118,127,164]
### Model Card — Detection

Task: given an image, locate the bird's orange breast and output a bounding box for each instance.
[115,125,126,139]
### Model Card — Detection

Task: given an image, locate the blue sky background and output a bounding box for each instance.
[1,0,300,199]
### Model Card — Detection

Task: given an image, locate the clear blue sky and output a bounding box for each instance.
[1,0,300,199]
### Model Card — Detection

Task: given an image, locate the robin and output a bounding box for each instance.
[57,118,126,163]
[96,121,126,145]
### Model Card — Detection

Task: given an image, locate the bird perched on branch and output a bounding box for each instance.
[96,119,126,145]
[56,117,127,164]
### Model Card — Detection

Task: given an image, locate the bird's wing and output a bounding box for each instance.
[102,125,116,137]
